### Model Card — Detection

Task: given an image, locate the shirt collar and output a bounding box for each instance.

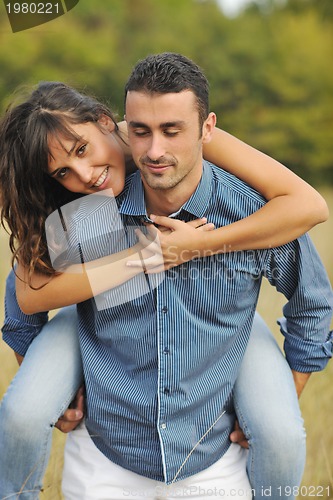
[119,160,213,220]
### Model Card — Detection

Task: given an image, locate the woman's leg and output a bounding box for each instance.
[233,313,306,500]
[0,305,83,500]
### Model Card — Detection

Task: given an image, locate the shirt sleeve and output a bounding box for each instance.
[1,269,48,356]
[264,234,333,372]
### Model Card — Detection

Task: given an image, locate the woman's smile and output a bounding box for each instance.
[92,167,109,188]
[47,119,126,196]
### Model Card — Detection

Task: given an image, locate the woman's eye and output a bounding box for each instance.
[57,167,68,179]
[77,144,87,155]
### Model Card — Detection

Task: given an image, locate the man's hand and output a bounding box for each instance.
[229,420,249,449]
[55,385,85,433]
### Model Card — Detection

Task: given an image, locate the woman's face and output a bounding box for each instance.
[47,116,126,196]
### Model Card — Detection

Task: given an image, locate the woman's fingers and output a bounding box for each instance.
[129,228,164,271]
[150,214,215,232]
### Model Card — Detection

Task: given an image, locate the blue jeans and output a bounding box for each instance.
[0,306,83,500]
[234,314,306,499]
[0,311,305,500]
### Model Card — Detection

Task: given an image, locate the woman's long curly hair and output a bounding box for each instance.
[0,81,119,285]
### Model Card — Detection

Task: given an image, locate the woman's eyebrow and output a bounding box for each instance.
[48,137,82,176]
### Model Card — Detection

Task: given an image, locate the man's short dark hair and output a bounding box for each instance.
[125,53,209,129]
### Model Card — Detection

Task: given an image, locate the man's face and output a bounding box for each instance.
[125,90,212,194]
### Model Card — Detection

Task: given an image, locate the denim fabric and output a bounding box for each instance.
[0,306,82,500]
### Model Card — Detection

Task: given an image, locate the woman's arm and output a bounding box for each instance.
[202,128,328,249]
[132,128,329,270]
[16,243,151,314]
[17,125,329,312]
[133,128,329,270]
[16,216,212,314]
[119,121,328,246]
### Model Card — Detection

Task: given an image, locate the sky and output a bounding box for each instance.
[216,0,256,17]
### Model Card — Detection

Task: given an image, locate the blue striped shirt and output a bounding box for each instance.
[2,162,333,484]
[2,271,48,356]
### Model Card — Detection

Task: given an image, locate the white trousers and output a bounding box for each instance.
[62,424,252,499]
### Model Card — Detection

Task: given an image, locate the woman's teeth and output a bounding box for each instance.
[93,167,109,187]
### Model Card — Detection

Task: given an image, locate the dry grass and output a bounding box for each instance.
[0,189,332,499]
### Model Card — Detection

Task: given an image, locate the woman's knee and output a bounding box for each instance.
[248,412,306,460]
[5,383,60,429]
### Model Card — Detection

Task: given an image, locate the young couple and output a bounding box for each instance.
[0,53,332,499]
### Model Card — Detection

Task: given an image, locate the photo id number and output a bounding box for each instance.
[6,2,60,14]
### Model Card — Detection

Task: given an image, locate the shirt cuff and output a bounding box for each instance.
[278,317,333,372]
[1,318,44,356]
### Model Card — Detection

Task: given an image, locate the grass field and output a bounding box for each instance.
[0,189,332,499]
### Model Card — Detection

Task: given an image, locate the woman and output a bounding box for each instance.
[0,81,328,499]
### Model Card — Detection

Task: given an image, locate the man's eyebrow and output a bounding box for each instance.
[128,121,149,129]
[128,121,185,128]
[161,121,186,128]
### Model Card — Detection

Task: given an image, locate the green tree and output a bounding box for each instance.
[0,0,332,184]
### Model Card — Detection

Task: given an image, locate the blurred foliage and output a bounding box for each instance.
[0,0,332,185]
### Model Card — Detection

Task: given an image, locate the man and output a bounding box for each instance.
[59,53,332,498]
[1,53,332,499]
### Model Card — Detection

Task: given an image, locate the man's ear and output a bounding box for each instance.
[98,114,116,132]
[202,112,216,144]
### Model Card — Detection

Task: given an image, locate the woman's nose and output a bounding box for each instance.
[73,162,94,184]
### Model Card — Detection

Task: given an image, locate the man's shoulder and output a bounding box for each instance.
[206,161,267,206]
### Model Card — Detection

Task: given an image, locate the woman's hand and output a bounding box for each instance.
[128,216,215,273]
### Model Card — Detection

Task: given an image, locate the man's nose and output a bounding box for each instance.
[146,135,165,161]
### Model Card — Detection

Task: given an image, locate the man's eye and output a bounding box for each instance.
[133,129,149,137]
[164,130,180,136]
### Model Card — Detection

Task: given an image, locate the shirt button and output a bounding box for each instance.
[161,306,168,313]
[163,347,170,354]
[161,423,167,429]
[164,387,170,395]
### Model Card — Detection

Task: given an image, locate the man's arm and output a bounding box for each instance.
[3,268,84,433]
[2,269,48,356]
[266,234,333,376]
[292,370,311,398]
[14,352,24,365]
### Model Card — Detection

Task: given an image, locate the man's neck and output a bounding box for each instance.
[143,163,204,217]
[144,191,184,217]
[145,181,203,217]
